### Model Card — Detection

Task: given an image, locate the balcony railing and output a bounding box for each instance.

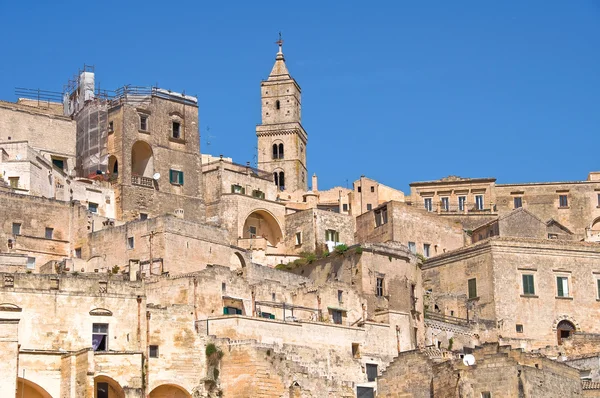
[131,175,154,189]
[425,311,472,327]
[408,202,497,215]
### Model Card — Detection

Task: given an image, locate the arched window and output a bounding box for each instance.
[272,143,284,159]
[278,143,284,159]
[279,171,285,191]
[273,172,279,187]
[275,100,280,110]
[557,320,576,345]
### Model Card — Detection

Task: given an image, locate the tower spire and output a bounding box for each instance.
[268,32,290,80]
[276,31,284,56]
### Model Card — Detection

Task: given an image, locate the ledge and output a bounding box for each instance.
[138,129,150,135]
[555,296,574,300]
[168,136,186,144]
[520,294,539,298]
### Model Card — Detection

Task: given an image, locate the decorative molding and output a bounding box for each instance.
[0,303,22,312]
[89,308,112,317]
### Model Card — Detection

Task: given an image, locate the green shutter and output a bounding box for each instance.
[557,277,564,297]
[269,314,275,319]
[223,307,229,315]
[241,187,245,194]
[468,279,477,299]
[523,275,534,295]
[179,171,184,185]
[597,279,600,299]
[231,185,235,193]
[236,308,242,315]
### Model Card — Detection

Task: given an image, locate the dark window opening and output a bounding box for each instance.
[343,204,348,212]
[149,345,159,358]
[75,248,82,258]
[376,277,384,297]
[357,186,361,193]
[375,207,388,227]
[516,324,524,333]
[366,204,372,211]
[140,115,148,131]
[13,222,22,235]
[88,202,98,213]
[366,363,378,382]
[275,171,285,190]
[223,307,243,315]
[468,278,477,299]
[172,121,181,139]
[45,227,54,239]
[140,213,148,221]
[275,100,280,110]
[108,121,114,132]
[559,195,568,208]
[352,343,361,358]
[97,382,109,398]
[370,186,375,193]
[514,197,522,209]
[52,158,65,170]
[331,309,342,325]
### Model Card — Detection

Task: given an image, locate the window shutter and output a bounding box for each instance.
[223,307,229,315]
[179,172,184,185]
[468,279,477,298]
[523,275,529,294]
[236,308,242,315]
[597,279,600,299]
[169,170,175,184]
[231,185,235,193]
[557,277,564,297]
[241,187,245,195]
[269,314,275,319]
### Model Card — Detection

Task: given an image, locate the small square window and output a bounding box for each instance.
[140,213,148,221]
[45,227,54,239]
[331,309,343,324]
[75,248,82,258]
[149,345,159,358]
[342,204,348,212]
[423,243,431,258]
[408,242,416,254]
[231,184,244,194]
[424,197,433,212]
[26,257,35,269]
[12,223,21,235]
[516,324,524,333]
[52,158,65,170]
[50,278,59,290]
[172,121,181,139]
[357,186,361,193]
[127,237,134,249]
[140,115,148,131]
[366,204,372,211]
[9,177,20,188]
[92,323,108,351]
[325,229,339,243]
[514,197,522,209]
[88,202,98,213]
[169,170,184,185]
[559,195,568,208]
[370,186,375,193]
[295,232,302,246]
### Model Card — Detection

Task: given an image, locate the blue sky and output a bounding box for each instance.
[0,1,598,192]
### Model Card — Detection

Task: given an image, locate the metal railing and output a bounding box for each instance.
[131,175,154,188]
[425,311,472,327]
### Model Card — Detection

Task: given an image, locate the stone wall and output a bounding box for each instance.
[285,208,355,254]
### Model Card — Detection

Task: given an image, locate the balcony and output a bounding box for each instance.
[131,175,154,189]
[237,237,268,251]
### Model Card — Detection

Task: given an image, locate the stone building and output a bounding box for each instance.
[423,237,600,351]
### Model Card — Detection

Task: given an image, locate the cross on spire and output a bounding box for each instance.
[275,32,284,53]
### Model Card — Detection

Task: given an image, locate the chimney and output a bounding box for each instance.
[312,173,318,192]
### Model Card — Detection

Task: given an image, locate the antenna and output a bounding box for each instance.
[462,354,475,366]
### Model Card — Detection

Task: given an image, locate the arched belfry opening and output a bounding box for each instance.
[273,171,285,191]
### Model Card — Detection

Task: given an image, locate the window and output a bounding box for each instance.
[26,257,35,269]
[343,203,348,212]
[366,204,372,211]
[252,189,265,199]
[52,157,65,170]
[557,276,570,297]
[249,226,257,238]
[139,115,148,131]
[92,323,108,351]
[441,197,449,211]
[548,233,558,239]
[75,248,82,258]
[88,202,98,213]
[522,274,535,295]
[223,307,243,315]
[408,242,416,254]
[149,345,159,358]
[376,277,384,297]
[514,197,522,209]
[331,309,342,325]
[458,196,466,211]
[108,121,114,132]
[481,392,492,398]
[352,343,361,358]
[295,232,302,246]
[597,278,600,300]
[127,237,134,249]
[12,223,21,235]
[424,198,433,212]
[468,278,477,299]
[221,282,226,292]
[274,171,285,190]
[366,363,378,382]
[598,193,600,207]
[231,184,245,194]
[325,229,339,243]
[475,195,484,210]
[272,143,284,159]
[275,100,280,110]
[169,169,184,185]
[260,312,275,319]
[9,177,19,188]
[423,244,431,258]
[45,227,54,239]
[357,186,361,193]
[516,324,524,333]
[140,213,148,221]
[172,121,181,139]
[374,207,388,227]
[370,186,375,193]
[338,290,343,303]
[559,195,568,208]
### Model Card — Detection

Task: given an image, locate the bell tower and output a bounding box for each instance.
[256,35,308,192]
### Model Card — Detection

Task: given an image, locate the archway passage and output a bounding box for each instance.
[16,378,52,398]
[242,210,283,247]
[149,384,192,398]
[557,320,576,345]
[94,375,125,398]
[108,156,119,175]
[131,141,154,178]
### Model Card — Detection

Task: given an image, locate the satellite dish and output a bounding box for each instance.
[152,173,161,181]
[15,154,22,160]
[462,354,476,366]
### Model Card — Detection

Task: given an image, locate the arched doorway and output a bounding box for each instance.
[242,210,283,247]
[131,141,154,178]
[94,375,125,398]
[149,384,192,398]
[557,320,576,345]
[16,378,52,398]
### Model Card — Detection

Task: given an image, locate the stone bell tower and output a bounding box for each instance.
[256,36,308,192]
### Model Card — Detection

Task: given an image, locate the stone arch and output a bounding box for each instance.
[242,209,284,247]
[149,384,192,398]
[234,252,246,268]
[108,155,118,176]
[590,216,600,232]
[94,375,125,398]
[557,320,576,345]
[16,378,53,398]
[131,140,154,178]
[551,315,580,331]
[273,168,285,191]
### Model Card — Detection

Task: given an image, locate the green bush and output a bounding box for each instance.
[111,265,120,274]
[448,337,454,351]
[206,343,218,357]
[354,246,363,254]
[335,244,349,254]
